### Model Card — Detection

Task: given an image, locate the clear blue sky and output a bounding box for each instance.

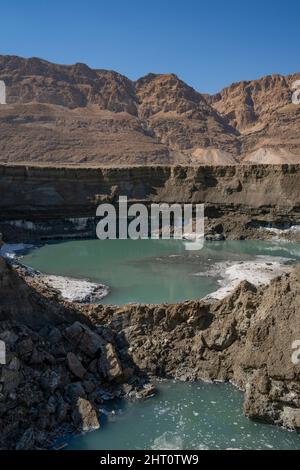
[1,0,299,93]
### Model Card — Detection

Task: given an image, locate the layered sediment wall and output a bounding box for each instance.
[0,164,300,240]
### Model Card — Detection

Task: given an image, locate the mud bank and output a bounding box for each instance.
[0,164,300,242]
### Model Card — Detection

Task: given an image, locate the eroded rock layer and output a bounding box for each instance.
[0,164,299,242]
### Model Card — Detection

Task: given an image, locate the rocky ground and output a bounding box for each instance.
[0,258,154,450]
[1,254,300,449]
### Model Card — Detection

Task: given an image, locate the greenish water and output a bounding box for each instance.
[65,381,300,450]
[23,238,300,450]
[23,239,300,305]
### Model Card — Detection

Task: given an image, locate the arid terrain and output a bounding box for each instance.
[0,55,300,166]
[0,55,300,450]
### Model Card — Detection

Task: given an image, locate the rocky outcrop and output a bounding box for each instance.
[135,73,239,155]
[1,55,299,165]
[209,73,300,160]
[72,398,100,433]
[86,267,300,430]
[0,257,80,328]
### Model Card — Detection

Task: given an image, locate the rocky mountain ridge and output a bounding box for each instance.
[0,55,299,165]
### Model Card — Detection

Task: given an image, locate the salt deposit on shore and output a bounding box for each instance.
[41,274,109,303]
[0,243,109,304]
[203,257,293,300]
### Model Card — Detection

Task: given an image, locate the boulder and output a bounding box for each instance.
[136,383,156,399]
[72,398,100,432]
[40,370,62,393]
[56,397,69,423]
[8,357,20,371]
[16,428,35,450]
[17,338,33,357]
[0,367,21,393]
[64,322,103,357]
[65,382,86,402]
[99,342,123,381]
[0,330,18,345]
[204,319,237,351]
[67,352,87,379]
[281,407,300,430]
[18,382,43,407]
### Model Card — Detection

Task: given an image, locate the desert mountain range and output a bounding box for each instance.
[0,55,299,166]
